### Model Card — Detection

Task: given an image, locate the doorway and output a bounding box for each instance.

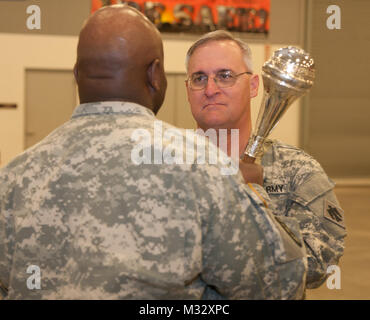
[25,69,77,149]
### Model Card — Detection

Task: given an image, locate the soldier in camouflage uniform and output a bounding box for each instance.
[0,5,307,299]
[185,30,346,289]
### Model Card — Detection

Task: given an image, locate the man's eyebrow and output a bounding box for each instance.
[217,68,233,73]
[191,71,207,76]
[191,68,233,76]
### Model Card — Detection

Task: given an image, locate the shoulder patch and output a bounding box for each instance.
[324,199,345,229]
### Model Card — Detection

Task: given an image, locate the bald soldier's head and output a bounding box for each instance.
[74,5,167,114]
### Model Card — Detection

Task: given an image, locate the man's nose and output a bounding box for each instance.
[204,77,221,97]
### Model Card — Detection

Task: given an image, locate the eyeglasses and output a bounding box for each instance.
[186,70,253,91]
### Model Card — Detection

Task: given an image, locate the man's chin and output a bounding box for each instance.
[198,118,230,130]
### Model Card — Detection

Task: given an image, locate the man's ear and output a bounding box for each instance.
[73,63,79,83]
[250,74,259,98]
[147,58,161,92]
[185,77,191,103]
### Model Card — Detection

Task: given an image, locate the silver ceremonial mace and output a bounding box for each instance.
[243,46,315,163]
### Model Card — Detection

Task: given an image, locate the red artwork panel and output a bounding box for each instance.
[91,0,270,34]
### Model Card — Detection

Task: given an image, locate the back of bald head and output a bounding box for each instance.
[75,5,167,113]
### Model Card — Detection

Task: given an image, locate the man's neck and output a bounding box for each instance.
[199,120,252,159]
[231,122,251,158]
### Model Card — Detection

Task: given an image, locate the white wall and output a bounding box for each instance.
[0,33,301,167]
[0,33,78,167]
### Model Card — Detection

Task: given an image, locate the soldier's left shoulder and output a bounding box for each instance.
[267,139,323,166]
[268,139,309,156]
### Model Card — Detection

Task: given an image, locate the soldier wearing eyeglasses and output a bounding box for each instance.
[185,30,346,290]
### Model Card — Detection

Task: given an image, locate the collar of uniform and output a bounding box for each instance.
[71,101,155,119]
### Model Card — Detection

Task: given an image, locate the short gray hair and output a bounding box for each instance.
[185,30,253,73]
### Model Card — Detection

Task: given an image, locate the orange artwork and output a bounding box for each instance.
[91,0,270,34]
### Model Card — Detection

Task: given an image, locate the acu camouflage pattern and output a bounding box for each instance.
[0,101,307,300]
[259,139,346,289]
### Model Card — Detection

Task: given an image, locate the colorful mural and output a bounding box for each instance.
[91,0,270,34]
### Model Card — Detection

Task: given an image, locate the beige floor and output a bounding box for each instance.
[305,186,370,300]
